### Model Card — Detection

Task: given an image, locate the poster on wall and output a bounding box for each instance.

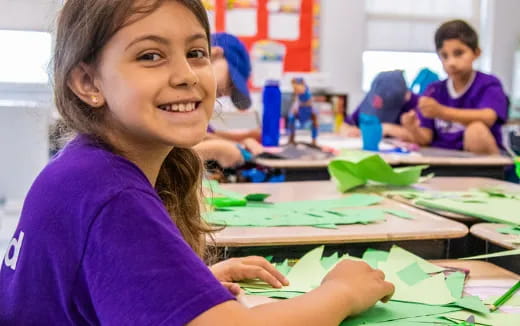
[202,0,217,32]
[226,0,258,37]
[267,0,302,40]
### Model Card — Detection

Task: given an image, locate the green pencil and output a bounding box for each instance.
[490,280,520,312]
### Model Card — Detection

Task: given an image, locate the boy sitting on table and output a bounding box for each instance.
[401,20,509,155]
[342,70,418,142]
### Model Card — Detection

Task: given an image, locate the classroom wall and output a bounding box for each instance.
[0,0,61,32]
[319,0,365,111]
[481,0,520,95]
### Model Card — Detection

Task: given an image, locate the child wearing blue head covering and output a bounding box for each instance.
[193,33,263,168]
[342,70,418,142]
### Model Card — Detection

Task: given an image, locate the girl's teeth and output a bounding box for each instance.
[160,103,197,112]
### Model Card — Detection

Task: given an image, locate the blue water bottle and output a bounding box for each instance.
[261,80,281,146]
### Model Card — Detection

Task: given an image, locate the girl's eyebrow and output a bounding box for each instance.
[125,33,208,51]
[126,34,170,50]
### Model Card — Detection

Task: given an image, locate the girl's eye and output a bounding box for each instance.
[138,52,162,61]
[188,49,208,59]
[454,50,464,57]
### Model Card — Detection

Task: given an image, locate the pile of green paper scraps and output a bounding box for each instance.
[327,151,429,192]
[240,246,520,325]
[204,194,415,229]
[385,189,520,227]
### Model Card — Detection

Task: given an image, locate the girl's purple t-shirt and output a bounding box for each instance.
[417,71,509,150]
[0,135,233,325]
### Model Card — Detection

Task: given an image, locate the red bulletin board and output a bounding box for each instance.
[207,0,319,72]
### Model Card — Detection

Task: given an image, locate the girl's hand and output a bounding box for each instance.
[340,124,361,137]
[418,96,443,118]
[211,256,289,288]
[321,259,395,316]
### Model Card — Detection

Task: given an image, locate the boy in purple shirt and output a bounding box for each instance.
[343,70,419,142]
[401,20,509,154]
[0,0,394,325]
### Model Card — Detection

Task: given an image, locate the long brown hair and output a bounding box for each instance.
[53,0,215,257]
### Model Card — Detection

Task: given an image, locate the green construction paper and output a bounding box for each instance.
[415,194,520,226]
[347,315,457,325]
[321,252,339,270]
[276,259,291,276]
[445,272,465,299]
[362,248,389,269]
[340,301,461,326]
[285,246,326,292]
[328,151,428,192]
[206,196,247,208]
[244,290,301,299]
[498,226,520,235]
[444,310,520,325]
[447,296,489,314]
[386,246,445,274]
[397,262,430,286]
[204,194,387,228]
[459,248,520,260]
[384,208,414,219]
[245,193,270,202]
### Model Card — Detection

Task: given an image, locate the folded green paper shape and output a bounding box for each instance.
[328,151,428,192]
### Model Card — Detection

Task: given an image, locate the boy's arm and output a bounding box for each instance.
[418,96,498,127]
[400,111,433,146]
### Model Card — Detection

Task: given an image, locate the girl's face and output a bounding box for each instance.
[94,1,215,150]
[438,39,480,80]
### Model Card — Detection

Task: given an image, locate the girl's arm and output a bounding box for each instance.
[189,260,395,326]
[382,123,414,142]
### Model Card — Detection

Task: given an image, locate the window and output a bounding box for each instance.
[0,30,52,84]
[362,0,480,91]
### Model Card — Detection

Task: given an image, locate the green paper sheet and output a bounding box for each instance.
[384,208,414,219]
[444,310,520,325]
[415,194,520,226]
[321,252,339,270]
[498,226,520,235]
[386,246,445,274]
[340,301,461,326]
[362,248,389,269]
[245,193,270,202]
[459,248,520,260]
[204,194,392,228]
[445,272,465,299]
[276,259,291,276]
[328,151,428,192]
[447,295,489,314]
[397,262,430,286]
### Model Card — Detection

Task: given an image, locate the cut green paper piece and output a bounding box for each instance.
[206,197,247,208]
[397,262,430,286]
[285,246,326,292]
[321,252,339,270]
[386,246,445,274]
[362,248,389,269]
[445,272,465,299]
[276,259,291,276]
[340,301,461,326]
[244,290,301,299]
[328,151,428,192]
[384,208,414,219]
[444,310,520,325]
[245,193,271,202]
[459,248,520,260]
[498,226,520,235]
[264,255,273,262]
[447,295,489,314]
[204,194,386,228]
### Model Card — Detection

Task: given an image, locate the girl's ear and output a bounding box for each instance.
[67,63,105,108]
[211,46,224,62]
[474,48,482,58]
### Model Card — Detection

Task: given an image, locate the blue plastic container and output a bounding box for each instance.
[359,113,382,151]
[261,80,281,146]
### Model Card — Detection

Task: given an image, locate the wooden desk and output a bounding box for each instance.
[243,260,520,308]
[470,223,520,250]
[212,181,467,248]
[255,135,512,181]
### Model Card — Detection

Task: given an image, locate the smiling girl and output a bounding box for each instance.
[0,1,393,325]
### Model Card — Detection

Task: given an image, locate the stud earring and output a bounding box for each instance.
[91,96,99,104]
